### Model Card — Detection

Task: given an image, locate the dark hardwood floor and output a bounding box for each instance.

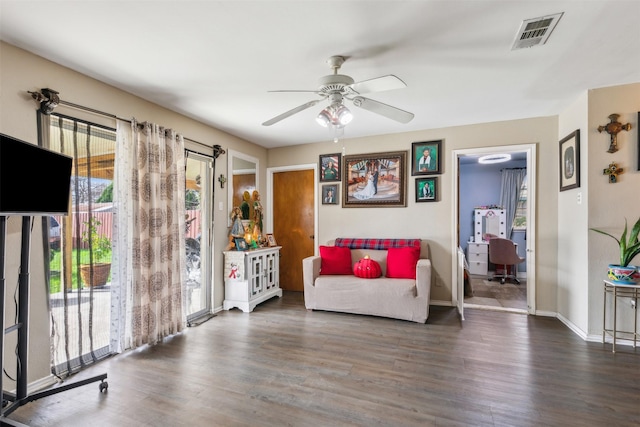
[5,291,640,426]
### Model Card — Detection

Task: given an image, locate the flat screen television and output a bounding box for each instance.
[0,133,73,216]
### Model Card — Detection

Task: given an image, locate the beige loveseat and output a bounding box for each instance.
[302,238,432,323]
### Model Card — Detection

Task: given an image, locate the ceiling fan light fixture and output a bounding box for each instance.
[315,108,333,127]
[316,103,353,128]
[478,153,512,164]
[334,104,353,125]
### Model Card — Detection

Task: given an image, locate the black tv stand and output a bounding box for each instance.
[0,216,108,423]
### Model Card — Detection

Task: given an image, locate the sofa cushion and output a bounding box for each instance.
[319,245,352,275]
[386,246,420,279]
[353,256,382,278]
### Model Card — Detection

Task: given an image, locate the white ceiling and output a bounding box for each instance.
[1,1,639,149]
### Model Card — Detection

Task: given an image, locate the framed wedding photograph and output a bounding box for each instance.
[559,129,580,192]
[319,153,341,182]
[234,238,249,251]
[411,140,442,175]
[342,150,407,208]
[266,233,277,247]
[322,184,338,205]
[415,177,437,202]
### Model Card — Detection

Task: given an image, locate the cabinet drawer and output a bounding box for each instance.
[467,243,488,254]
[468,261,488,276]
[467,251,487,262]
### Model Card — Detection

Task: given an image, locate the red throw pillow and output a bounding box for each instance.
[353,256,382,278]
[319,246,352,275]
[386,246,420,279]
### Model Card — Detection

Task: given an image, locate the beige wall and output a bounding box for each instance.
[269,116,560,305]
[0,42,266,385]
[557,91,590,333]
[586,84,640,336]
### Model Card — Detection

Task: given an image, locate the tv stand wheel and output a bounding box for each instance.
[99,381,109,392]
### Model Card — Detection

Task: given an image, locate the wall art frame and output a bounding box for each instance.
[559,129,580,192]
[234,238,249,251]
[411,140,442,175]
[322,184,339,205]
[637,112,639,171]
[319,153,341,182]
[266,233,277,247]
[342,150,407,207]
[415,177,437,202]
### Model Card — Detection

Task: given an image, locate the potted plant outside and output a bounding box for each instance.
[79,217,112,288]
[590,216,640,284]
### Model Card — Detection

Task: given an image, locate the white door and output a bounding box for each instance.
[456,247,465,320]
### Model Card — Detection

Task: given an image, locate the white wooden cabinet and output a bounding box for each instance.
[466,242,488,276]
[223,246,282,312]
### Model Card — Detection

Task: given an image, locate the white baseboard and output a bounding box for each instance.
[556,312,588,340]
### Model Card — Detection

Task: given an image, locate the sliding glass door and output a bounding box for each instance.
[184,151,214,321]
[44,114,115,375]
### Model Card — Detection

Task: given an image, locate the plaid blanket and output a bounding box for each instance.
[334,238,421,250]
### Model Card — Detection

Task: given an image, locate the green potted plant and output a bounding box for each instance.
[79,217,112,287]
[590,216,640,284]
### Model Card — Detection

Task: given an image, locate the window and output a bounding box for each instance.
[513,177,527,230]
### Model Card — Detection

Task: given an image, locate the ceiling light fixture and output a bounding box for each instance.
[316,103,353,128]
[316,100,353,142]
[478,153,512,164]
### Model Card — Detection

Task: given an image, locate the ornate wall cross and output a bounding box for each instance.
[597,113,632,153]
[603,162,624,183]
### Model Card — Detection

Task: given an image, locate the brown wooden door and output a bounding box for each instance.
[273,169,314,291]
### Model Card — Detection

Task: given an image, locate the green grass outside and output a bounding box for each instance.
[49,249,112,294]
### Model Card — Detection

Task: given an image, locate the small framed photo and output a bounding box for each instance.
[559,129,580,192]
[234,238,248,251]
[319,153,341,182]
[266,233,277,247]
[322,184,338,205]
[411,140,442,175]
[416,177,437,202]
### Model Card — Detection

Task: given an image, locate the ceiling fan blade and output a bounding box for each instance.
[268,90,321,94]
[352,96,414,124]
[262,100,321,126]
[348,75,407,94]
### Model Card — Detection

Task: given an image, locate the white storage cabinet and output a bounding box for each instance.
[223,246,282,312]
[466,242,488,276]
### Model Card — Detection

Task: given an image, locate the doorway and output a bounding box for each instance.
[267,165,316,292]
[452,144,537,318]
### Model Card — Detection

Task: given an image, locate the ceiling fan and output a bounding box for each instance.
[262,56,414,129]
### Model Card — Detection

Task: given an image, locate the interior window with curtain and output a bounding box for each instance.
[513,178,527,230]
[43,114,116,376]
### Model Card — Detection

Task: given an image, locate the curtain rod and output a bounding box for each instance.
[28,88,225,157]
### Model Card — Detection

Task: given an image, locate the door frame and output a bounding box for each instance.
[266,163,318,253]
[451,143,537,315]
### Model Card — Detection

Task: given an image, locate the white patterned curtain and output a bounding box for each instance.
[111,119,186,352]
[499,168,526,239]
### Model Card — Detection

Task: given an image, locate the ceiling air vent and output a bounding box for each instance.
[511,12,563,50]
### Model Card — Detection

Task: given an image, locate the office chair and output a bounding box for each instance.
[488,238,525,284]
